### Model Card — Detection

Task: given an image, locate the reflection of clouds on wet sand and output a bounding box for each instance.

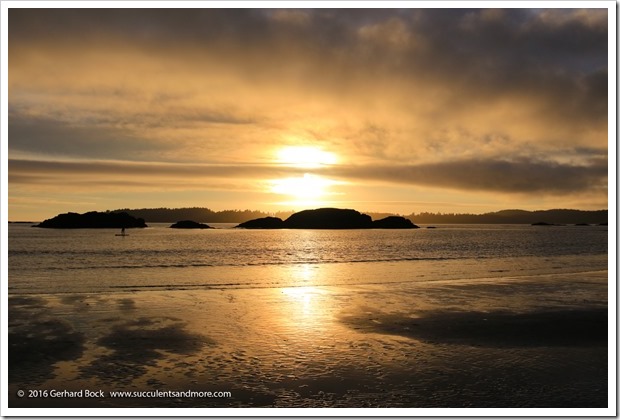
[117,298,137,312]
[340,308,608,347]
[80,317,214,386]
[9,296,86,385]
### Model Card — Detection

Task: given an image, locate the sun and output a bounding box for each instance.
[271,146,341,205]
[271,173,334,200]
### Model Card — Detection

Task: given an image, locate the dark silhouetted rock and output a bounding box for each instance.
[35,211,147,229]
[372,216,419,229]
[531,222,554,226]
[169,220,212,229]
[236,208,419,229]
[574,223,590,226]
[284,208,372,229]
[236,217,285,229]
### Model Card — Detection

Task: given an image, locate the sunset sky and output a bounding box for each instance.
[5,4,612,221]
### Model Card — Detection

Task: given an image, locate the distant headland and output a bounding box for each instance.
[236,208,419,229]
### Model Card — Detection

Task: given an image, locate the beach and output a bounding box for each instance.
[8,269,608,410]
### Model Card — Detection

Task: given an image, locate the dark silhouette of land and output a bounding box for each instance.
[411,209,607,225]
[112,207,292,224]
[282,208,374,229]
[236,216,285,229]
[169,220,213,229]
[27,208,607,227]
[105,207,607,225]
[34,211,147,229]
[372,215,418,229]
[236,208,419,229]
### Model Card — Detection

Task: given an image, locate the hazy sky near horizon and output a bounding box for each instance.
[7,6,610,220]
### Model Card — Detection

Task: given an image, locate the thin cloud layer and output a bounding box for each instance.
[7,7,609,218]
[9,156,606,195]
[328,158,608,194]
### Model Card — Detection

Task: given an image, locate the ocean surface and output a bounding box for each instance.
[8,223,608,295]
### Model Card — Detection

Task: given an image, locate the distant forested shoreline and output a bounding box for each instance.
[409,209,607,225]
[110,207,608,225]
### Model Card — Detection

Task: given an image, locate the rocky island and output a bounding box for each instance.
[371,215,418,229]
[236,208,419,229]
[236,216,285,229]
[169,220,213,229]
[34,211,148,229]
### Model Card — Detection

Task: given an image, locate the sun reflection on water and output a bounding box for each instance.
[297,264,316,283]
[273,262,341,336]
[282,286,316,311]
[280,286,327,335]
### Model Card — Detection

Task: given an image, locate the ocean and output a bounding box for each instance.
[8,223,608,294]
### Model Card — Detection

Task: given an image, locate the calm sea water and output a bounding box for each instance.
[8,224,608,294]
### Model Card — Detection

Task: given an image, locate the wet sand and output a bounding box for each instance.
[7,270,609,410]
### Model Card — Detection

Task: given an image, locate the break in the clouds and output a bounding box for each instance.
[7,6,609,218]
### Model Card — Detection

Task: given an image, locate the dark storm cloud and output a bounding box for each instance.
[9,8,607,126]
[10,8,607,73]
[390,9,608,125]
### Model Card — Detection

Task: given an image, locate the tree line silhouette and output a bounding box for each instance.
[111,207,607,225]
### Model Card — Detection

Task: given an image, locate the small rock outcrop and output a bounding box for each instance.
[372,216,419,229]
[169,220,212,229]
[35,211,147,229]
[236,217,285,229]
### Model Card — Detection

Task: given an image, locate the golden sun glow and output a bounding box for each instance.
[270,145,342,206]
[277,146,338,168]
[281,286,321,316]
[270,173,335,200]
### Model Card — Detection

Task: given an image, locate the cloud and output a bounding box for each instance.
[325,158,607,194]
[8,158,310,193]
[7,8,609,215]
[8,115,160,160]
[9,156,607,196]
[8,107,258,162]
